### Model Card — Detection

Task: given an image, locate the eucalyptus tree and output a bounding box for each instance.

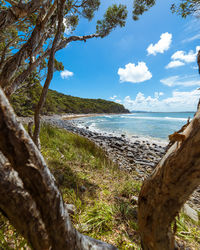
[0,0,128,248]
[1,1,200,249]
[0,0,127,147]
[132,1,200,249]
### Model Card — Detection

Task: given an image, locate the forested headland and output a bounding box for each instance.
[11,82,130,116]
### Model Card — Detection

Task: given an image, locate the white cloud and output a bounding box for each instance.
[121,89,200,112]
[147,32,172,56]
[110,95,117,100]
[154,92,164,98]
[60,69,74,79]
[118,62,152,83]
[171,46,200,63]
[160,75,200,87]
[166,46,200,69]
[165,60,185,69]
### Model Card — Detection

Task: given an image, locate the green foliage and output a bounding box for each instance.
[133,0,156,20]
[81,202,114,235]
[82,0,100,20]
[54,59,64,72]
[118,179,141,198]
[1,124,199,249]
[96,4,127,37]
[0,214,28,249]
[174,212,200,247]
[132,0,200,20]
[171,0,200,18]
[11,82,129,116]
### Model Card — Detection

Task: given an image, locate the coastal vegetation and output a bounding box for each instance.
[11,82,130,116]
[1,124,200,249]
[0,0,200,249]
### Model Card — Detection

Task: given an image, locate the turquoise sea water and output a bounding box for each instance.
[77,112,195,142]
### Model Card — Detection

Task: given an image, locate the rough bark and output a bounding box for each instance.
[0,0,49,30]
[0,153,50,249]
[33,0,64,148]
[0,1,55,89]
[0,87,117,249]
[138,112,200,250]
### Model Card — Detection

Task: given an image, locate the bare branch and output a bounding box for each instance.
[58,33,100,50]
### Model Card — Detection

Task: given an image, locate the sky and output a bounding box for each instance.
[51,0,200,112]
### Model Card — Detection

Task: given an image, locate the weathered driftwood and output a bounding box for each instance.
[138,111,200,249]
[0,87,117,249]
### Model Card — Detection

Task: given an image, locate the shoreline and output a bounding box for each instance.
[20,115,167,176]
[62,113,168,147]
[18,115,200,211]
[62,113,128,120]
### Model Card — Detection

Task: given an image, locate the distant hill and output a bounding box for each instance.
[11,82,130,116]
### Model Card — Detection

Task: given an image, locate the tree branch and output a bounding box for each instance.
[0,2,56,89]
[138,113,200,249]
[6,0,17,6]
[57,33,100,50]
[0,0,49,30]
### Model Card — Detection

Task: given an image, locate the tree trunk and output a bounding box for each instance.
[0,85,117,248]
[33,0,64,148]
[0,152,50,249]
[0,0,49,30]
[138,112,200,250]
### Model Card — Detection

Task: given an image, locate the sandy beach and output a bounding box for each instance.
[18,114,200,211]
[62,113,123,120]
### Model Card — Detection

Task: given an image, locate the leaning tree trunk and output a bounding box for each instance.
[0,153,50,249]
[0,87,117,248]
[138,111,200,249]
[33,0,64,149]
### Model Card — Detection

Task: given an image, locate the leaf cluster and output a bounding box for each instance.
[96,4,127,37]
[132,0,200,20]
[133,0,155,21]
[171,0,200,18]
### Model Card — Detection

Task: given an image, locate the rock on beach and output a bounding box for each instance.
[18,115,200,211]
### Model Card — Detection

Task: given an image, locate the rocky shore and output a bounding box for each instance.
[19,115,200,212]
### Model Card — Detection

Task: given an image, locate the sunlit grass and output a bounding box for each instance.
[1,124,200,249]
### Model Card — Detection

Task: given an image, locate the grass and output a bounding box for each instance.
[1,124,200,249]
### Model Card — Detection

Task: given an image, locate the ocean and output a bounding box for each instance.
[76,112,195,143]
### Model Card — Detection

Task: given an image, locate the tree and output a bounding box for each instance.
[132,0,200,249]
[1,0,200,249]
[132,0,200,20]
[0,0,127,147]
[0,0,128,248]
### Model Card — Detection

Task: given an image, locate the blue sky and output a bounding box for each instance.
[51,0,200,112]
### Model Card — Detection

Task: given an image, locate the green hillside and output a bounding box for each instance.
[11,82,130,116]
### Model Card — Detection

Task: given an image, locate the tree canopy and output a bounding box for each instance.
[132,0,200,20]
